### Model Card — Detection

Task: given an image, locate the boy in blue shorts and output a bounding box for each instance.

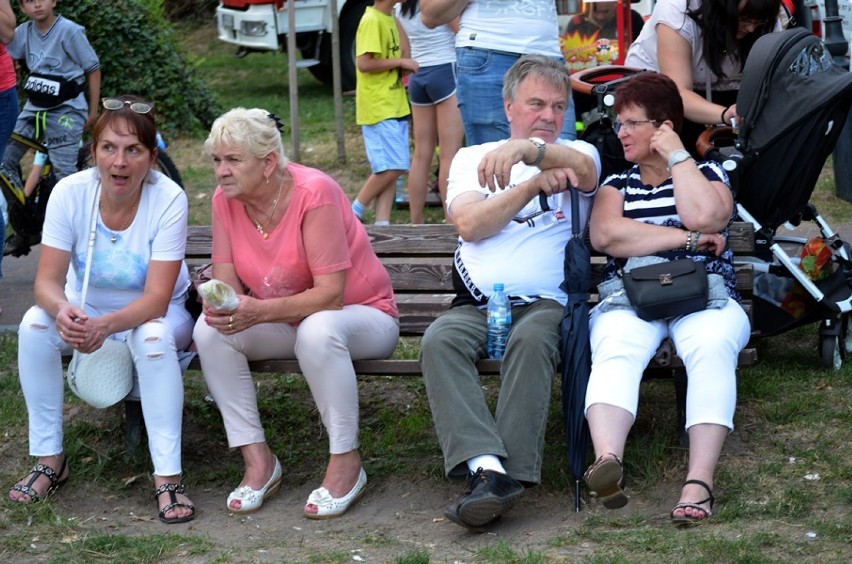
[2,0,99,254]
[351,0,418,225]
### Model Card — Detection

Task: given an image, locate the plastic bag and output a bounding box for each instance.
[197,278,239,311]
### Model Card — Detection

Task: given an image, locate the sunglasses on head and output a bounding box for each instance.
[102,98,154,114]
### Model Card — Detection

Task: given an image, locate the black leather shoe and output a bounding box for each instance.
[443,501,500,532]
[445,468,525,529]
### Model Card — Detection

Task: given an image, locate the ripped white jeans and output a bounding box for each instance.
[18,304,194,476]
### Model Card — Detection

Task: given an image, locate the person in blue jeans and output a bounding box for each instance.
[0,0,19,287]
[421,0,577,145]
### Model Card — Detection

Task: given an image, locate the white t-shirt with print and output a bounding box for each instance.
[41,167,190,315]
[446,138,600,305]
[456,0,562,57]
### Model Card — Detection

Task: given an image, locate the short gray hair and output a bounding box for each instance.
[502,54,572,104]
[204,107,288,172]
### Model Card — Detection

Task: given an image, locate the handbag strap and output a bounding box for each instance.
[78,182,101,309]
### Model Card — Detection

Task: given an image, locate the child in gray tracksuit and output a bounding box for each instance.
[3,0,99,181]
[1,0,100,253]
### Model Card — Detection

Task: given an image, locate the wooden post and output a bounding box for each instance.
[286,0,300,161]
[330,0,346,163]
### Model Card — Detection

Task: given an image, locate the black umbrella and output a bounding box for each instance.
[560,187,593,512]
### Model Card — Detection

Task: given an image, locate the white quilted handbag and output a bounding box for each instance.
[67,340,133,409]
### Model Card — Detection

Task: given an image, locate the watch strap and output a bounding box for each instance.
[530,138,546,167]
[667,149,693,171]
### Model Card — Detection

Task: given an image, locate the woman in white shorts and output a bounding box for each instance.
[396,0,463,223]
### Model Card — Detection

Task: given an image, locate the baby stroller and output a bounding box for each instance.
[699,27,852,370]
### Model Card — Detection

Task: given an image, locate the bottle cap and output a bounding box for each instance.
[493,283,504,291]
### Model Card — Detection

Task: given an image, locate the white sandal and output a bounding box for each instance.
[304,467,367,520]
[226,456,282,514]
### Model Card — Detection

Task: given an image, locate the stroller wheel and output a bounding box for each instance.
[819,334,843,371]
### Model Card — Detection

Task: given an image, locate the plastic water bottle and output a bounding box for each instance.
[394,174,408,205]
[487,283,512,359]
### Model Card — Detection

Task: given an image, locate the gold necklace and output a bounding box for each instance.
[100,193,141,243]
[246,181,283,240]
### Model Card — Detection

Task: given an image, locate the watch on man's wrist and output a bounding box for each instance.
[667,149,693,171]
[529,137,546,167]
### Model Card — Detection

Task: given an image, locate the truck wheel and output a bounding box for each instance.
[307,1,368,92]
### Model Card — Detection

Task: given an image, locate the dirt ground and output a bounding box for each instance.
[0,403,769,564]
[13,468,691,563]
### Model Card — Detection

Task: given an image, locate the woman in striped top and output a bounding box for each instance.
[581,72,750,525]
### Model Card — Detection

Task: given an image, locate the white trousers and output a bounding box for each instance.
[586,298,751,430]
[193,305,399,453]
[18,304,194,476]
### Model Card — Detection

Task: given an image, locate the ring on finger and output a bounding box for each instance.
[228,323,233,331]
[229,315,234,324]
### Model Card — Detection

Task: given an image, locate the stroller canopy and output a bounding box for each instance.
[736,28,852,230]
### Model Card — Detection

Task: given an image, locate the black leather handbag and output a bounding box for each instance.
[622,259,708,321]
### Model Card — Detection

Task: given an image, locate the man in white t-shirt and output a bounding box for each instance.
[421,0,578,145]
[420,55,600,531]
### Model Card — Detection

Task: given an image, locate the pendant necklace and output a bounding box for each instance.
[246,181,283,240]
[100,191,141,243]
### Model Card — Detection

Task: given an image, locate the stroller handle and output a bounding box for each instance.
[570,65,646,98]
[696,126,736,158]
[696,125,745,171]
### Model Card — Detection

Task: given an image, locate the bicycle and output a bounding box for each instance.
[1,131,183,257]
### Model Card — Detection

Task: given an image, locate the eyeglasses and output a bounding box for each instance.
[612,119,661,134]
[102,98,154,114]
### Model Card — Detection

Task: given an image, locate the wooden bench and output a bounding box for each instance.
[183,222,758,376]
[113,222,757,453]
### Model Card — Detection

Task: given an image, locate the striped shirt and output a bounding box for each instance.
[600,161,741,301]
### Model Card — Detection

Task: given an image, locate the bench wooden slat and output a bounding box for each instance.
[187,222,756,259]
[184,348,758,375]
[381,258,454,292]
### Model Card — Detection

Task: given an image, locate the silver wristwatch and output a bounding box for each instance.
[667,149,693,171]
[529,137,546,167]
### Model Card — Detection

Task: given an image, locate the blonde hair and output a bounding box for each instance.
[204,107,288,172]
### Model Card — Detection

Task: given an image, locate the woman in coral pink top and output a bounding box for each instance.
[193,108,399,519]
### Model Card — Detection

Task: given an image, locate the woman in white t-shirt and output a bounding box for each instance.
[626,0,782,152]
[396,0,463,223]
[8,96,195,525]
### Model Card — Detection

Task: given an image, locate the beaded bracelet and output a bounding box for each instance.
[688,231,701,252]
[685,231,693,251]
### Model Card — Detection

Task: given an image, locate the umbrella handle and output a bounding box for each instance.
[569,186,581,238]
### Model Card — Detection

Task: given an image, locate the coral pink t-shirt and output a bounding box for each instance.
[211,162,398,319]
